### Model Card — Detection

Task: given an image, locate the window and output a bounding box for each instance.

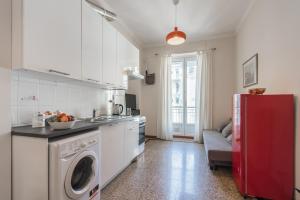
[170,54,197,136]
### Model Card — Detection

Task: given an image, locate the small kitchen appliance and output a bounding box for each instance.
[112,103,123,115]
[125,94,140,116]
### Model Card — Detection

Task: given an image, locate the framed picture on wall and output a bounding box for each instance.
[243,53,258,88]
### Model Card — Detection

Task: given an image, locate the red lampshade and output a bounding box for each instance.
[166,27,186,45]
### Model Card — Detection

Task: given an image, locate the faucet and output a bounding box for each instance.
[93,109,96,118]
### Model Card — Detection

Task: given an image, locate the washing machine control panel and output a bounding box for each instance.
[59,135,98,158]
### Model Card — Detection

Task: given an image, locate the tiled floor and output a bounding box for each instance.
[101,140,243,200]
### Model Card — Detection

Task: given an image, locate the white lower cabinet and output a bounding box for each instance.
[100,119,139,188]
[100,122,125,187]
[123,119,139,166]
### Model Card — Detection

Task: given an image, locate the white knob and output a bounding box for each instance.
[80,143,87,148]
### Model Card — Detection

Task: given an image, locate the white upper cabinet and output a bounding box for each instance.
[117,33,140,89]
[82,1,103,84]
[102,19,118,86]
[128,43,140,71]
[12,0,139,87]
[117,33,130,69]
[12,0,82,80]
[117,33,140,70]
[117,33,127,89]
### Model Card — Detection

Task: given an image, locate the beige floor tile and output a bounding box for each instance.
[101,140,243,200]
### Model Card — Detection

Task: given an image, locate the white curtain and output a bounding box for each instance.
[156,55,173,140]
[194,51,214,143]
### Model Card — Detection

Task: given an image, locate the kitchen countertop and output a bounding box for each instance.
[11,116,139,139]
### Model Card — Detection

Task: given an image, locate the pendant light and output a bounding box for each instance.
[166,0,186,45]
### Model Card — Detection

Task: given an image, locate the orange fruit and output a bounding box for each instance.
[60,115,69,122]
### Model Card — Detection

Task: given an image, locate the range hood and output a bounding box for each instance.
[127,70,144,80]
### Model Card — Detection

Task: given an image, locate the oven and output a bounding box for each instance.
[139,118,146,145]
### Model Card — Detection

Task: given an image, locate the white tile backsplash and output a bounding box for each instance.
[11,106,18,127]
[11,81,18,106]
[11,70,111,126]
[39,80,56,106]
[18,106,37,125]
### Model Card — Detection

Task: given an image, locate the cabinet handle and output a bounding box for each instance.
[87,78,100,83]
[49,69,70,76]
[85,0,117,21]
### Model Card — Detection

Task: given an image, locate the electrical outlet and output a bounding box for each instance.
[20,95,38,101]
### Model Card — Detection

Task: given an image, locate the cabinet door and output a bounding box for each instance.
[21,0,82,79]
[126,42,139,71]
[117,33,130,69]
[124,120,139,166]
[82,1,102,84]
[102,19,117,86]
[232,101,243,193]
[117,33,129,89]
[100,123,125,187]
[131,44,140,70]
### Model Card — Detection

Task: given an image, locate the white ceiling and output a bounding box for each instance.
[98,0,254,47]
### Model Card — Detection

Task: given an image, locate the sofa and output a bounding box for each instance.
[203,129,232,170]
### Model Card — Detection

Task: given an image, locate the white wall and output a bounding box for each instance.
[139,37,236,136]
[0,68,11,200]
[0,0,11,198]
[0,0,11,69]
[235,0,300,198]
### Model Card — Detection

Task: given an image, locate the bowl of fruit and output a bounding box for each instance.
[248,88,266,95]
[47,112,76,130]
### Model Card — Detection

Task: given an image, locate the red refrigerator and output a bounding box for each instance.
[232,94,294,200]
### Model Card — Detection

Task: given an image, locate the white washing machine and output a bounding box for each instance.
[49,130,101,200]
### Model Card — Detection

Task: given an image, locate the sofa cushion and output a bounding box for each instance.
[221,122,232,137]
[226,134,232,144]
[203,130,232,163]
[217,120,231,132]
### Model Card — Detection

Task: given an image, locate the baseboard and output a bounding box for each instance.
[145,135,157,139]
[145,135,194,139]
[173,135,194,139]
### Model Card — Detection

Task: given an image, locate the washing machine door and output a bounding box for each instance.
[64,150,98,199]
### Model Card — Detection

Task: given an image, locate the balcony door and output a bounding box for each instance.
[170,55,197,137]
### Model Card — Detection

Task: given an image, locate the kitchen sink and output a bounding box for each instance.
[89,115,128,123]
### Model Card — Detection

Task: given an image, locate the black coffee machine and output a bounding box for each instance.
[125,94,140,116]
